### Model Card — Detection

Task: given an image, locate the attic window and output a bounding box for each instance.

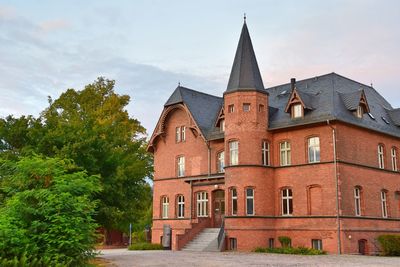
[228,104,235,113]
[243,103,251,112]
[356,106,363,118]
[381,116,390,124]
[279,90,288,96]
[368,113,376,120]
[292,104,303,118]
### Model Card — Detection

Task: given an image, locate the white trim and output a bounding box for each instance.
[229,141,239,166]
[381,191,388,218]
[280,141,291,166]
[308,137,320,163]
[391,147,398,171]
[162,196,169,219]
[378,144,385,169]
[354,187,361,216]
[281,188,293,216]
[177,195,185,218]
[262,141,270,166]
[246,188,254,216]
[231,188,237,216]
[196,192,208,217]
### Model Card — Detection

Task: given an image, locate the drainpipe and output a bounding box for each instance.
[189,181,192,220]
[207,141,211,176]
[327,120,341,254]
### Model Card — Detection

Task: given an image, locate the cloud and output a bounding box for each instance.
[39,19,69,33]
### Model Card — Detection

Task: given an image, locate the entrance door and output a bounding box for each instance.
[358,239,367,255]
[212,190,225,227]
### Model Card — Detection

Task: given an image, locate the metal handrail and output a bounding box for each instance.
[217,217,225,248]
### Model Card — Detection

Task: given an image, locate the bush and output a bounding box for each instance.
[254,246,326,255]
[0,252,70,267]
[377,235,400,256]
[278,236,292,248]
[128,243,163,250]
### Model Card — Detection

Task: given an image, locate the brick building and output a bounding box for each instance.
[147,21,400,254]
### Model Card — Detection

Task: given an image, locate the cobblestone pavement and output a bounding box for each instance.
[98,249,400,267]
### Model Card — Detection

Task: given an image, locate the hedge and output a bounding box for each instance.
[128,243,163,250]
[254,246,326,255]
[377,235,400,256]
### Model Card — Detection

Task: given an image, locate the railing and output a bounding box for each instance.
[217,217,225,250]
[176,217,211,250]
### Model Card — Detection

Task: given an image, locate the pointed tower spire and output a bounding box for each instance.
[226,21,265,93]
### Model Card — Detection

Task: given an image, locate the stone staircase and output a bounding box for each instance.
[181,228,220,252]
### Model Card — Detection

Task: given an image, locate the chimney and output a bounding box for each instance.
[290,78,296,91]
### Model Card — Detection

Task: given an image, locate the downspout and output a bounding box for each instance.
[207,141,211,176]
[189,181,192,220]
[327,120,341,254]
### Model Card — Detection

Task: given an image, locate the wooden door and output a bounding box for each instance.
[213,190,225,227]
[358,239,367,255]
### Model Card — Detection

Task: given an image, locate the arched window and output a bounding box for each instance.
[177,156,185,177]
[308,137,320,163]
[262,140,270,166]
[381,190,388,218]
[280,141,291,166]
[217,151,225,173]
[161,196,169,219]
[177,195,185,218]
[281,188,293,216]
[354,187,362,216]
[391,147,398,171]
[231,188,238,216]
[196,192,208,217]
[246,188,254,216]
[378,144,385,169]
[229,141,239,166]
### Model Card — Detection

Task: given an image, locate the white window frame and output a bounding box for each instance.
[381,190,388,218]
[217,151,225,173]
[181,126,186,141]
[196,192,208,217]
[280,141,291,166]
[378,144,385,169]
[356,106,363,118]
[308,137,320,163]
[292,104,303,118]
[312,239,323,250]
[162,196,169,219]
[177,156,185,177]
[229,141,239,166]
[228,104,234,113]
[220,119,225,132]
[231,188,237,216]
[246,188,254,216]
[262,141,270,166]
[354,187,361,216]
[281,188,293,216]
[391,147,398,171]
[177,195,185,218]
[175,127,181,142]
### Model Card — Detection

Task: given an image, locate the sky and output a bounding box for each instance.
[1,0,400,136]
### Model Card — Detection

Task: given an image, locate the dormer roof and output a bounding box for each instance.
[284,88,315,113]
[338,89,370,113]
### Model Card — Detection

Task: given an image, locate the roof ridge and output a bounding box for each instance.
[177,86,222,99]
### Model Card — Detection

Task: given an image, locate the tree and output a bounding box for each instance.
[0,156,101,265]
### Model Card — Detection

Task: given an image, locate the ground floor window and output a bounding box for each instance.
[229,238,237,250]
[197,191,208,217]
[268,238,274,248]
[312,239,323,250]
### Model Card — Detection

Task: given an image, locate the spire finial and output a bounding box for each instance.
[178,81,181,87]
[244,13,246,23]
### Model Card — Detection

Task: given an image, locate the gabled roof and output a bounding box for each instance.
[284,88,315,112]
[165,86,223,139]
[225,22,266,94]
[338,89,370,112]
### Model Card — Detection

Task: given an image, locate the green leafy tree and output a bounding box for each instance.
[0,156,101,266]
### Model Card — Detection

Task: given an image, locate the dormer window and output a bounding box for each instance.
[356,106,363,118]
[292,104,303,118]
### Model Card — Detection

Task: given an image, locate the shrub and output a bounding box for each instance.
[128,243,163,250]
[278,236,292,248]
[253,246,326,255]
[377,235,400,256]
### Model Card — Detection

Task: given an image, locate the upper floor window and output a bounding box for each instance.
[243,103,251,112]
[381,190,388,218]
[177,156,185,177]
[177,195,185,218]
[308,137,320,163]
[229,141,239,166]
[356,106,363,118]
[280,141,291,166]
[162,196,169,219]
[391,147,398,171]
[176,126,186,142]
[354,187,362,216]
[217,151,225,173]
[246,188,254,216]
[196,192,208,217]
[292,104,303,118]
[262,140,270,166]
[259,104,264,112]
[231,188,238,215]
[378,144,385,169]
[282,188,293,216]
[220,119,225,132]
[228,104,235,113]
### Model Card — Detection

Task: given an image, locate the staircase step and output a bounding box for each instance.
[181,227,220,252]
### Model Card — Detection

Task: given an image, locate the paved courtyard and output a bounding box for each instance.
[98,249,400,267]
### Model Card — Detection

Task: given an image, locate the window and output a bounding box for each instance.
[268,238,274,248]
[243,103,250,112]
[175,126,186,142]
[196,192,208,217]
[217,151,225,173]
[228,104,234,113]
[177,156,185,177]
[220,119,225,132]
[312,239,323,250]
[378,144,385,169]
[381,190,388,218]
[282,188,293,216]
[292,104,303,118]
[246,188,254,215]
[231,188,238,215]
[280,141,291,166]
[229,141,239,165]
[259,104,264,112]
[229,238,237,250]
[162,196,169,219]
[177,195,185,218]
[308,137,320,163]
[356,106,363,118]
[262,141,270,166]
[391,147,398,171]
[354,187,362,216]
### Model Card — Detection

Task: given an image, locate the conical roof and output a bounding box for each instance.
[226,22,265,93]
